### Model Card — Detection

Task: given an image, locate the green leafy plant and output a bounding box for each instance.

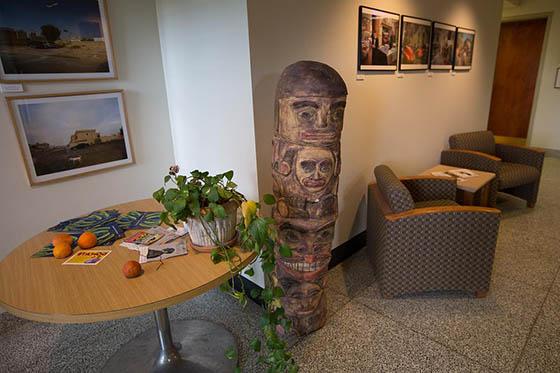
[154,167,298,372]
[153,166,244,226]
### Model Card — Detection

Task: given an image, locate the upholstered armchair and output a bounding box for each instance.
[367,165,500,298]
[441,130,545,207]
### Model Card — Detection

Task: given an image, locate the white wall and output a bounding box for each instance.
[156,0,258,199]
[247,0,503,247]
[0,0,175,260]
[156,0,262,285]
[503,0,560,151]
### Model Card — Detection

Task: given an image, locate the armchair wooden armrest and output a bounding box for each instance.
[386,205,500,222]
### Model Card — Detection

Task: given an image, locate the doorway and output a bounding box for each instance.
[487,18,547,145]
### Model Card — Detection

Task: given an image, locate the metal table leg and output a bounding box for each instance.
[103,308,238,372]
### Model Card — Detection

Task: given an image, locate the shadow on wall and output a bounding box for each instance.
[253,73,281,203]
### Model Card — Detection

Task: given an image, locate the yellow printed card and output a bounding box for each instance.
[62,250,111,266]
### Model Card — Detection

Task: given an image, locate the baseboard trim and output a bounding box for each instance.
[328,230,367,269]
[234,230,367,304]
[544,148,560,158]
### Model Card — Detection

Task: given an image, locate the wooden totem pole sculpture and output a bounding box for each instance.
[272,61,347,335]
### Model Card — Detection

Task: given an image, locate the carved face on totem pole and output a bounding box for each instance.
[272,60,347,335]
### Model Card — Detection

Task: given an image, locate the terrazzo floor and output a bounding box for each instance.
[1,157,559,372]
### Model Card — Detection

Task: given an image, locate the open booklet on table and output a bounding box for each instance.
[431,168,478,182]
[121,225,188,264]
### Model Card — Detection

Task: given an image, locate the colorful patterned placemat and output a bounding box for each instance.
[116,211,161,230]
[33,211,157,258]
[48,210,120,234]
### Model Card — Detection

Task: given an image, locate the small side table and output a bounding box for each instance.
[422,165,496,207]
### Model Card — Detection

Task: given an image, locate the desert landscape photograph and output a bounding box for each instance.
[0,0,115,80]
[9,91,132,184]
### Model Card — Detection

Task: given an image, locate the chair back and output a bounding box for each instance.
[449,130,496,155]
[374,165,414,213]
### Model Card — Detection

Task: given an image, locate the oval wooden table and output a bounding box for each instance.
[0,199,256,373]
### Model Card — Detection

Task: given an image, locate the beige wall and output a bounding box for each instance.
[0,0,175,260]
[247,0,503,247]
[503,0,560,151]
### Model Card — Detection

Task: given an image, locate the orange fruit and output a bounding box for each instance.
[53,243,73,259]
[77,231,97,249]
[52,233,73,246]
[122,261,142,278]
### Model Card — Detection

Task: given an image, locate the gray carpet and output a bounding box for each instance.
[1,157,559,372]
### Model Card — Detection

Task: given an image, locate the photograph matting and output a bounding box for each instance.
[7,90,133,185]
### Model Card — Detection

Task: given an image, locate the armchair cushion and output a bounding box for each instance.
[414,200,459,208]
[498,162,540,190]
[495,143,545,170]
[374,165,415,213]
[401,177,457,202]
[449,130,496,155]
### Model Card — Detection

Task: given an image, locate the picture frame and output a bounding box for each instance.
[555,67,560,89]
[358,6,400,71]
[453,27,476,71]
[0,0,117,82]
[429,22,456,70]
[399,15,432,71]
[7,90,133,185]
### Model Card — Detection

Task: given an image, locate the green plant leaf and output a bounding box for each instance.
[279,244,293,258]
[208,187,219,203]
[225,346,237,360]
[153,187,165,202]
[212,204,227,219]
[224,170,234,181]
[263,193,276,205]
[262,261,274,274]
[272,286,284,298]
[244,267,254,276]
[164,175,171,183]
[251,338,261,352]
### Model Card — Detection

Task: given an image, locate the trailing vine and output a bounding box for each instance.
[154,167,298,372]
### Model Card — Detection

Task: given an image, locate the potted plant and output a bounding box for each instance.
[154,166,298,372]
[153,166,244,250]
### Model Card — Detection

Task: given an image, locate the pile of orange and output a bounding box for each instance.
[50,231,97,259]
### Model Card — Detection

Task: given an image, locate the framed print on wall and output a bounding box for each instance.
[7,90,133,185]
[454,27,476,70]
[0,0,116,82]
[399,15,432,71]
[430,22,456,70]
[358,6,400,71]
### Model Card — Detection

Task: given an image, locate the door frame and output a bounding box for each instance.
[499,12,552,145]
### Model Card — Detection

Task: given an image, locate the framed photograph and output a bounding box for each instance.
[0,0,116,82]
[358,6,400,71]
[555,67,560,88]
[7,90,133,185]
[430,22,456,70]
[399,15,432,71]
[454,27,476,70]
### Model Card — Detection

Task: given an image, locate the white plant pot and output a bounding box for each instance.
[186,201,238,248]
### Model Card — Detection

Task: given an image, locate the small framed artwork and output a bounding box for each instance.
[358,6,400,71]
[0,0,117,82]
[430,22,456,70]
[7,90,133,185]
[555,67,560,88]
[454,27,476,70]
[399,15,432,71]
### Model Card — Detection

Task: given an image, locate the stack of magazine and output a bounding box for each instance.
[121,225,188,264]
[431,168,477,182]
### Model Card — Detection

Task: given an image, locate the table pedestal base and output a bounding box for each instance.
[103,309,237,373]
